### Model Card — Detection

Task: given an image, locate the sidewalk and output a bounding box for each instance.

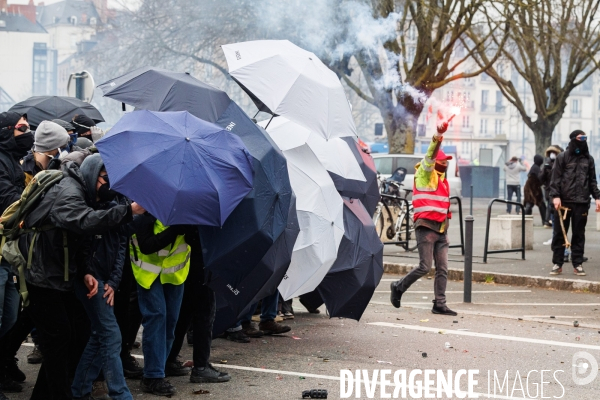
[383,198,600,292]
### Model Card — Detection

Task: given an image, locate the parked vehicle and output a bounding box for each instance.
[372,153,462,198]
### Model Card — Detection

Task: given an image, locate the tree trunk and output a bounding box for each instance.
[382,96,424,154]
[532,119,557,156]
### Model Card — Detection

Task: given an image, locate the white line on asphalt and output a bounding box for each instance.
[370,301,600,306]
[368,322,600,350]
[374,290,532,294]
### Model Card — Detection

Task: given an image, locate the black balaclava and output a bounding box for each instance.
[569,130,589,156]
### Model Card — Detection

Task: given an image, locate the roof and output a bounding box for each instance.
[37,0,101,27]
[0,12,47,33]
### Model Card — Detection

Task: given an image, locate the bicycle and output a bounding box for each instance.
[372,171,417,251]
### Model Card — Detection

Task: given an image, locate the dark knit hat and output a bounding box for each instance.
[0,111,26,131]
[570,130,585,139]
[52,119,75,132]
[72,114,96,135]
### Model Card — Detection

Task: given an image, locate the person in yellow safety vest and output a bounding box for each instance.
[129,214,190,397]
[389,116,458,317]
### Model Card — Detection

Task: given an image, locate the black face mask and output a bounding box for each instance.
[98,183,118,203]
[435,163,448,174]
[570,138,589,156]
[13,132,34,153]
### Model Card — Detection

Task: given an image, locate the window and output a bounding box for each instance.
[373,157,393,175]
[68,16,77,25]
[89,17,97,25]
[461,141,470,154]
[446,91,454,102]
[572,99,580,115]
[598,90,600,110]
[32,43,48,96]
[480,119,488,134]
[462,115,470,128]
[583,76,593,91]
[407,47,416,63]
[494,119,503,135]
[481,90,488,105]
[495,91,503,111]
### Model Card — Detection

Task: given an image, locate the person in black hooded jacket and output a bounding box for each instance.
[0,111,31,400]
[19,156,145,400]
[548,130,600,277]
[524,154,547,225]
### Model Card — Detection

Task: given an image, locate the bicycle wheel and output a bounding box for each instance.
[398,206,418,251]
[372,203,385,239]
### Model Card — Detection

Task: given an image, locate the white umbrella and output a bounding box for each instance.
[271,143,345,300]
[222,40,356,140]
[259,116,366,182]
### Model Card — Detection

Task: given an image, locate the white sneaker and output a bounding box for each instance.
[543,239,552,245]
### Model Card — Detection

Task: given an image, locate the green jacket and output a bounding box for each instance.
[415,135,444,191]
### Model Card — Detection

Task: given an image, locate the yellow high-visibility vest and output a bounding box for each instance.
[130,220,190,289]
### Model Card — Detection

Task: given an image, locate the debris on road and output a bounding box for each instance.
[420,319,429,322]
[574,321,579,327]
[193,389,210,395]
[422,352,428,358]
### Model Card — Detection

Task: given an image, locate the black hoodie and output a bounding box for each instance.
[0,120,27,215]
[19,161,133,291]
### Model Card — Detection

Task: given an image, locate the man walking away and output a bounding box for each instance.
[549,130,600,276]
[524,154,547,225]
[389,119,457,316]
[504,156,527,214]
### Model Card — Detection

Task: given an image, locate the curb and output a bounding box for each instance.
[383,262,600,293]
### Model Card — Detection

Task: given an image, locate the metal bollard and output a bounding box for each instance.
[470,184,474,216]
[464,215,474,303]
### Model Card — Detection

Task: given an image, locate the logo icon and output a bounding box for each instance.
[572,351,598,385]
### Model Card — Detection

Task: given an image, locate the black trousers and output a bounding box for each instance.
[0,303,34,379]
[551,202,588,266]
[114,252,142,358]
[525,201,547,225]
[167,264,215,368]
[27,284,90,400]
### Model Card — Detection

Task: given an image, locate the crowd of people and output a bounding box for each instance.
[508,131,600,276]
[0,111,294,400]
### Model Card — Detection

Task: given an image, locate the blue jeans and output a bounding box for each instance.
[72,280,132,400]
[0,262,19,338]
[137,280,184,378]
[506,185,522,213]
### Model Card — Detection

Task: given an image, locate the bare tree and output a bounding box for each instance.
[330,0,507,153]
[471,0,600,155]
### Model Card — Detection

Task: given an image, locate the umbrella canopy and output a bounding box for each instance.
[97,67,232,122]
[222,40,356,140]
[329,137,380,216]
[211,193,299,335]
[8,96,104,129]
[259,116,365,182]
[98,67,297,313]
[96,110,253,226]
[199,102,298,313]
[315,198,384,320]
[269,142,344,300]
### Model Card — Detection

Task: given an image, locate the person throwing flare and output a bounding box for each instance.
[389,116,457,316]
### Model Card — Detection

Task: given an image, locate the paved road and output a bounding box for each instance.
[9,275,600,399]
[385,198,600,282]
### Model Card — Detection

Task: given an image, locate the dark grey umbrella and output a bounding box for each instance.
[329,137,379,216]
[8,96,104,129]
[301,197,383,321]
[97,67,232,122]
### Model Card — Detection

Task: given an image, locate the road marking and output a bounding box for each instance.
[368,322,600,350]
[370,301,600,306]
[374,290,532,294]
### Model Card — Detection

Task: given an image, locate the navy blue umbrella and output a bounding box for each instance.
[301,197,383,321]
[97,67,231,122]
[329,137,379,216]
[96,110,253,226]
[201,102,298,318]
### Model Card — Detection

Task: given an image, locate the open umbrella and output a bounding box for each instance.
[329,137,380,216]
[316,197,384,320]
[96,110,253,226]
[8,96,104,129]
[97,67,231,122]
[259,116,365,182]
[98,68,297,313]
[222,40,356,140]
[268,142,344,300]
